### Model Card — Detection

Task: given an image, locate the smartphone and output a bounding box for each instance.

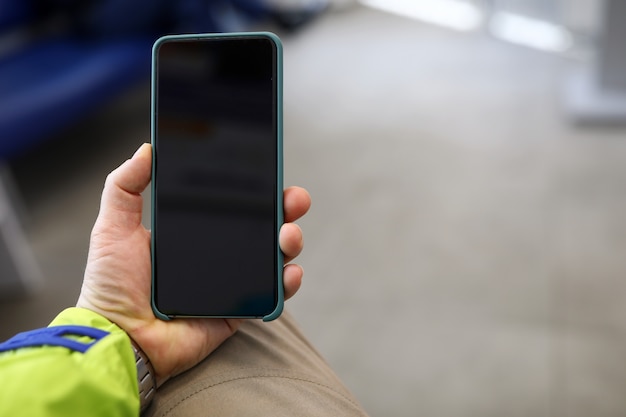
[150,32,283,321]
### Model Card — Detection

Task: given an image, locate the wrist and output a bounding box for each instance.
[129,338,156,413]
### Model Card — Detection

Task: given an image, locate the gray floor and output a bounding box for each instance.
[4,5,626,417]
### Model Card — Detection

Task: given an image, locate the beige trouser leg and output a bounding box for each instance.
[144,311,370,417]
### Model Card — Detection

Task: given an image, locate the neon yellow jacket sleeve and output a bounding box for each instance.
[0,308,139,416]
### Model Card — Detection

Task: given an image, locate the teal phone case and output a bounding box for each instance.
[150,32,284,322]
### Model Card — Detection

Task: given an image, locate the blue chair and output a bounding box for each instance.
[0,0,152,158]
[0,0,152,295]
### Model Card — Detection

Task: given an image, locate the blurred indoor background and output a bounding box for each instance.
[3,0,626,416]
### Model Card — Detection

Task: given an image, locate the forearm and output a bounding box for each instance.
[0,308,140,416]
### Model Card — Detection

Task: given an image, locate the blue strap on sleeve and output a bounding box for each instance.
[0,325,109,354]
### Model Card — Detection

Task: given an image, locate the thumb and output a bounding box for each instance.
[96,143,152,230]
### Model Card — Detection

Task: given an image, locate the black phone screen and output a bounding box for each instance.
[152,34,281,318]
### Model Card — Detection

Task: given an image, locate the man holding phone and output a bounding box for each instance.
[0,144,369,416]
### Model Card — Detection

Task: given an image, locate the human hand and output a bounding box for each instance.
[77,143,311,386]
